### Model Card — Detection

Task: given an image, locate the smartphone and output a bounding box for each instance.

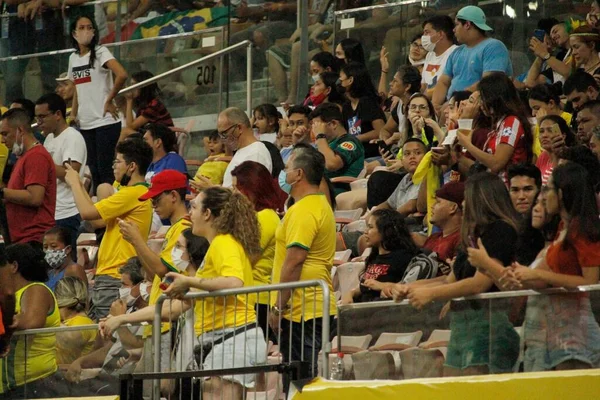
[468,235,478,248]
[533,29,546,42]
[431,146,445,153]
[377,140,391,153]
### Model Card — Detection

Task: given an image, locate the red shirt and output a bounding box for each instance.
[0,308,4,336]
[536,151,554,186]
[138,99,173,127]
[424,230,461,275]
[6,145,56,244]
[484,116,528,183]
[547,229,600,276]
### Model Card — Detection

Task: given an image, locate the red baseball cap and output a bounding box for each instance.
[139,170,189,201]
[435,181,465,208]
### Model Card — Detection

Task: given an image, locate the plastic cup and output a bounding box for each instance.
[457,119,473,130]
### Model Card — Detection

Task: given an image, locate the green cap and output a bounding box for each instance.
[456,6,493,32]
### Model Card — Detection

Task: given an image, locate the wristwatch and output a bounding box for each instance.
[271,304,289,316]
[542,53,551,61]
[316,133,327,141]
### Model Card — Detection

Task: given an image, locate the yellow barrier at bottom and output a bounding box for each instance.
[291,370,600,400]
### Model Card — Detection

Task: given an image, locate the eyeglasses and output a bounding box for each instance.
[35,113,52,122]
[410,41,425,50]
[217,125,237,140]
[112,159,125,166]
[151,192,167,207]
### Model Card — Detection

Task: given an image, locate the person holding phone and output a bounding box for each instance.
[536,115,577,185]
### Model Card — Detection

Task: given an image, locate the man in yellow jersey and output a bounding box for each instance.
[270,144,337,382]
[65,138,153,320]
[117,169,192,374]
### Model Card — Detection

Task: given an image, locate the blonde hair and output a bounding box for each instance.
[55,276,88,312]
[201,187,261,259]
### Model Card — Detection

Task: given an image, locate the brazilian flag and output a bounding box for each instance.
[130,7,230,39]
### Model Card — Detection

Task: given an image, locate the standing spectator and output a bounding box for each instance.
[536,115,577,185]
[420,15,458,98]
[68,15,128,192]
[142,123,187,183]
[457,73,532,183]
[563,70,599,113]
[55,73,76,122]
[340,62,386,157]
[270,145,336,382]
[311,103,365,195]
[507,164,541,216]
[211,107,272,189]
[575,100,600,145]
[43,226,87,291]
[64,138,153,321]
[36,93,87,247]
[0,109,56,247]
[122,70,174,140]
[432,6,512,109]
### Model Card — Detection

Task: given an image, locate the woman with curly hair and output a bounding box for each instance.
[341,209,420,304]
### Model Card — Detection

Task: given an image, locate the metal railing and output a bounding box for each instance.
[152,280,332,399]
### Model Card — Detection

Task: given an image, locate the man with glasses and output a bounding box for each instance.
[0,108,56,248]
[36,93,87,254]
[218,107,272,188]
[65,138,153,320]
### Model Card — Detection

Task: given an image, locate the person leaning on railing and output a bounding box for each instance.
[0,243,64,398]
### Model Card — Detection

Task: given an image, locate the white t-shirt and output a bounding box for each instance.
[68,45,117,130]
[222,141,273,188]
[422,45,458,89]
[44,127,88,220]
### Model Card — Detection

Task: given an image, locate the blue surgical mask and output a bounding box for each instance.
[278,170,293,194]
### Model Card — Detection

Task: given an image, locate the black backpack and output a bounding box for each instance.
[401,251,439,284]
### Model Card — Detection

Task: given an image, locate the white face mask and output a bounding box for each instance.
[119,287,137,307]
[12,130,24,157]
[421,34,438,52]
[74,29,94,46]
[312,74,320,84]
[171,247,190,271]
[139,281,151,302]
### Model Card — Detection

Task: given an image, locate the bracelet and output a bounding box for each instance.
[316,133,327,141]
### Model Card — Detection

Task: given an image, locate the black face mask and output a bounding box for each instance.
[120,164,133,186]
[336,82,347,96]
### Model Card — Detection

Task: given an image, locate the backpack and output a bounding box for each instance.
[401,251,439,284]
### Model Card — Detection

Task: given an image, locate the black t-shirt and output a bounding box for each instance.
[343,96,386,138]
[452,220,518,286]
[358,249,415,302]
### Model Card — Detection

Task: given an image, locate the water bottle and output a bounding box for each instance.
[329,352,344,380]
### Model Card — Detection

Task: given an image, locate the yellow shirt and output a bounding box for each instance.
[255,209,280,305]
[95,182,153,278]
[0,282,60,393]
[194,234,256,336]
[272,193,337,323]
[533,111,572,157]
[57,314,97,365]
[0,143,8,182]
[195,153,229,185]
[144,218,192,338]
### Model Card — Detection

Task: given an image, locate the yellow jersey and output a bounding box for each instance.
[95,182,153,278]
[195,153,229,186]
[144,218,192,338]
[532,111,572,157]
[194,234,256,336]
[272,193,337,323]
[0,282,60,393]
[57,314,97,365]
[254,208,280,305]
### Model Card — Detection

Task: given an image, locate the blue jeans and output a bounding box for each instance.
[56,214,82,261]
[81,122,121,193]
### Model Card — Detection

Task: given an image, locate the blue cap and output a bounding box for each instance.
[456,6,493,32]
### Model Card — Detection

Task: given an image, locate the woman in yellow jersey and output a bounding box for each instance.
[0,244,63,399]
[54,276,97,366]
[231,161,284,342]
[527,83,573,157]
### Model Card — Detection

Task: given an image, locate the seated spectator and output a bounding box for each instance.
[142,123,187,182]
[55,276,96,366]
[335,38,366,66]
[522,17,561,88]
[340,62,386,157]
[400,93,444,149]
[311,103,365,195]
[194,131,232,186]
[252,104,280,143]
[420,15,458,98]
[569,26,600,77]
[432,6,512,110]
[342,209,420,304]
[563,69,599,114]
[64,258,150,392]
[455,90,493,175]
[527,83,573,156]
[44,227,87,291]
[394,172,520,376]
[508,164,541,216]
[457,73,532,183]
[536,115,577,184]
[444,90,471,130]
[591,126,600,160]
[281,105,312,164]
[575,100,600,145]
[122,70,173,140]
[305,71,345,108]
[413,181,464,268]
[0,244,63,398]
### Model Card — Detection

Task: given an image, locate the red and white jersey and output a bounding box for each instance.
[484,116,529,183]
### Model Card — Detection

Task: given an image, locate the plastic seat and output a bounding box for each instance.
[398,347,445,379]
[419,329,451,349]
[342,220,366,233]
[335,208,364,232]
[318,335,373,379]
[332,262,364,295]
[333,250,352,266]
[369,331,423,352]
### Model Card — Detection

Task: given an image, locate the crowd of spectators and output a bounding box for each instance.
[1,1,600,399]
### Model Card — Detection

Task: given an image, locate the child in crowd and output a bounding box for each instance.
[194,131,232,186]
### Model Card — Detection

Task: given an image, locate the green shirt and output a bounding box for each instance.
[325,134,365,195]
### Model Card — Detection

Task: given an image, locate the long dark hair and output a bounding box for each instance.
[5,244,49,283]
[552,163,600,244]
[341,62,379,101]
[319,71,346,105]
[404,93,437,145]
[253,103,280,133]
[182,229,209,268]
[339,38,366,65]
[538,114,577,147]
[70,15,100,69]
[478,73,533,162]
[132,70,161,111]
[364,209,419,269]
